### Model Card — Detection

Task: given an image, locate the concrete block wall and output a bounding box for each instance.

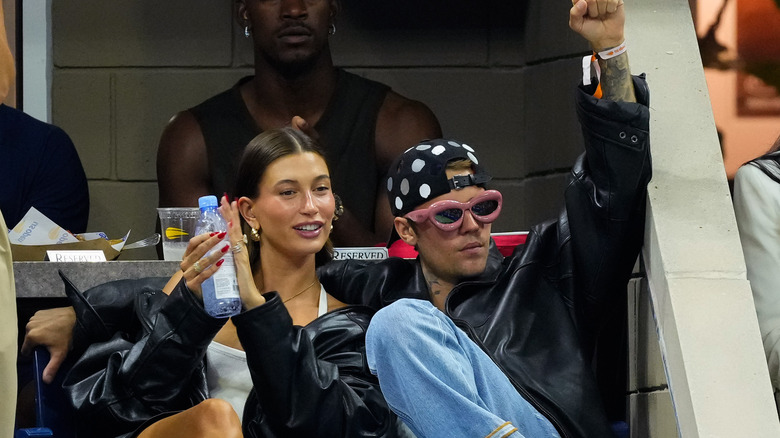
[50,0,590,259]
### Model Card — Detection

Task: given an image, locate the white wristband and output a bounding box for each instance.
[595,41,627,60]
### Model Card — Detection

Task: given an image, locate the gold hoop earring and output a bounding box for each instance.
[250,227,261,241]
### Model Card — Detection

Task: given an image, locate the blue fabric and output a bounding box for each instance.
[0,104,88,232]
[366,299,560,438]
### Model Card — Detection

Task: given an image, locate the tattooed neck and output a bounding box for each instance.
[598,52,636,103]
[422,265,454,310]
[428,278,445,297]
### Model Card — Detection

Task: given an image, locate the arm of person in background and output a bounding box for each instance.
[734,164,780,408]
[331,92,442,247]
[156,111,211,209]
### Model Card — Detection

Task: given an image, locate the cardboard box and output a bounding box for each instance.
[8,207,127,261]
[11,239,122,261]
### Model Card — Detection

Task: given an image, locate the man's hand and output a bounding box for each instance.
[569,0,625,51]
[21,307,76,384]
[291,116,320,142]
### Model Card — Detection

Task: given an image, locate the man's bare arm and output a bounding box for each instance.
[372,91,442,242]
[598,52,635,103]
[156,111,211,208]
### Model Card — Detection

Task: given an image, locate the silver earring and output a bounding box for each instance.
[328,24,336,36]
[244,26,251,38]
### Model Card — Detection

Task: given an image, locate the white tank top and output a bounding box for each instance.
[206,286,329,419]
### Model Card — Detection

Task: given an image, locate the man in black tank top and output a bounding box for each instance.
[156,0,441,248]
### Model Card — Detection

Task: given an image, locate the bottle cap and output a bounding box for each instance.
[198,195,218,210]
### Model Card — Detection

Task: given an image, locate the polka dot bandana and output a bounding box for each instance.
[386,138,491,217]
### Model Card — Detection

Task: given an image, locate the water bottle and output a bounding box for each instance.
[195,195,241,318]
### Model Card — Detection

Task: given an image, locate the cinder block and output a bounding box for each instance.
[114,69,251,181]
[488,1,528,66]
[488,180,526,232]
[489,173,568,233]
[332,0,487,67]
[52,70,112,179]
[629,390,678,438]
[87,181,158,261]
[52,0,232,67]
[522,59,585,175]
[628,277,668,392]
[521,0,589,64]
[520,173,568,228]
[354,68,526,179]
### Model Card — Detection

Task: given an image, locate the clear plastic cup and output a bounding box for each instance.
[157,207,200,261]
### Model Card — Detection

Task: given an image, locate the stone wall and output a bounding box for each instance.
[50,0,589,259]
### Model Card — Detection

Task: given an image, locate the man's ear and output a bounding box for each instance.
[329,0,340,20]
[234,0,249,27]
[394,217,417,247]
[238,196,259,230]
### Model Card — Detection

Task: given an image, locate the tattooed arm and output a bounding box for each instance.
[598,52,635,103]
[569,0,636,103]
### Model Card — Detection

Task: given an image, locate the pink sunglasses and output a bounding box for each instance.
[405,190,503,231]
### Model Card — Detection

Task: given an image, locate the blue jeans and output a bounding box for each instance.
[366,299,560,438]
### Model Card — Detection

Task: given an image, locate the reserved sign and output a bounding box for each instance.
[46,250,107,263]
[332,247,388,261]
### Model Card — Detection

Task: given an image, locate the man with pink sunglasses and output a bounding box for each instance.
[319,1,651,436]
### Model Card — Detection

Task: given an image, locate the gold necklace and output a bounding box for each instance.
[282,279,319,304]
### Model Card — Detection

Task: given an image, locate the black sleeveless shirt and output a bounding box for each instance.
[189,69,390,236]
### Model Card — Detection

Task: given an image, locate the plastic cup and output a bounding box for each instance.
[157,207,200,261]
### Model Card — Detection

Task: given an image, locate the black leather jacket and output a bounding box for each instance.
[319,77,651,438]
[60,274,397,438]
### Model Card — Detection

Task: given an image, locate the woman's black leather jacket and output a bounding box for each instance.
[60,274,397,438]
[318,76,652,438]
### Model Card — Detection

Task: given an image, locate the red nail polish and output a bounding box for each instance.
[221,244,229,253]
[216,259,225,267]
[210,232,218,237]
[234,197,239,204]
[218,232,227,239]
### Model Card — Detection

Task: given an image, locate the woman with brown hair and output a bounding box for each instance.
[62,127,398,437]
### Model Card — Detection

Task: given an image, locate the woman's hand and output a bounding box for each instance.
[180,230,229,299]
[220,195,266,310]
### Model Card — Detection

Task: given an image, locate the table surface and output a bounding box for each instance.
[14,261,180,298]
